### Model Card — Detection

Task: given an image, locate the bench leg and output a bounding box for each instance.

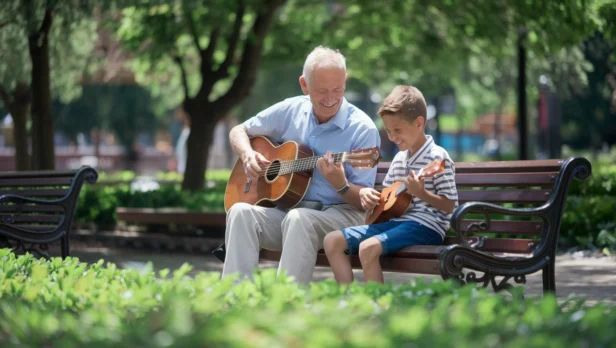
[61,235,70,259]
[542,257,556,294]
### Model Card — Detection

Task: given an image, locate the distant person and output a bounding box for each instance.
[175,116,190,174]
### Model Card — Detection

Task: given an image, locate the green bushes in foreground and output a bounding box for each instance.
[0,249,614,347]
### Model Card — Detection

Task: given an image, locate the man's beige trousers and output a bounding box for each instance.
[222,202,365,284]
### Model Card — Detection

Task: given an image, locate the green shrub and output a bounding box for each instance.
[0,249,614,347]
[569,164,616,196]
[561,195,616,250]
[96,170,232,184]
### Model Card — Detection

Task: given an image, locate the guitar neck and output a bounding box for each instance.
[279,152,346,175]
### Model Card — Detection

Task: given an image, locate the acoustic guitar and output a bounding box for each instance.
[224,136,382,212]
[365,158,445,224]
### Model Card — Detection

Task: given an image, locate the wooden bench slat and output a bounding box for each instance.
[0,189,68,198]
[375,172,557,187]
[0,170,80,180]
[0,224,61,232]
[376,160,563,174]
[0,205,64,213]
[458,189,550,203]
[116,208,226,225]
[0,215,63,223]
[459,219,543,235]
[260,236,536,274]
[0,177,74,187]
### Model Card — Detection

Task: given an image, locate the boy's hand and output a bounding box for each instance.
[404,170,425,196]
[359,187,381,211]
[317,151,346,190]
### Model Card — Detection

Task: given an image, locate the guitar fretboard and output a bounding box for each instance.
[277,153,345,175]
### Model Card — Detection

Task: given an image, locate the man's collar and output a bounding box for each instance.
[303,97,349,129]
[329,98,349,129]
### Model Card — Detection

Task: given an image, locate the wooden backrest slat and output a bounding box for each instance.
[0,215,63,223]
[376,159,563,174]
[375,172,558,188]
[443,236,536,253]
[0,170,79,180]
[454,172,557,187]
[454,160,563,173]
[1,224,62,232]
[0,189,68,198]
[0,177,74,187]
[459,219,543,235]
[0,205,64,213]
[458,189,550,203]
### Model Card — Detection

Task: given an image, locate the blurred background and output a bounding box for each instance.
[1,0,615,252]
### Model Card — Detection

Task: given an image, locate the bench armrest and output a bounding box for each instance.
[449,201,547,243]
[450,156,592,249]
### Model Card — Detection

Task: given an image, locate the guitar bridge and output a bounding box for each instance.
[244,179,252,193]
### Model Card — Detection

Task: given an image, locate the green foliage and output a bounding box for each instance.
[75,181,226,226]
[0,250,615,346]
[569,164,616,196]
[561,196,616,250]
[0,1,98,106]
[54,84,159,149]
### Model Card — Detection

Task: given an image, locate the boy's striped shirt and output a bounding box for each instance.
[382,135,458,239]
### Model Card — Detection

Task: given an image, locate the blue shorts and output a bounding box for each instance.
[341,220,443,255]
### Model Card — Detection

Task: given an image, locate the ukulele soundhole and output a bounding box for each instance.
[265,160,281,181]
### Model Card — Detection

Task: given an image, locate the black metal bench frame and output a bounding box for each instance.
[0,166,98,258]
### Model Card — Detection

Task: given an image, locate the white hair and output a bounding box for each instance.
[302,46,347,85]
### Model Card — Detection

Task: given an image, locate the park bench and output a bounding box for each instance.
[0,166,98,258]
[214,156,591,295]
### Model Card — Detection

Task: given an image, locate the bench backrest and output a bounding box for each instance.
[375,159,565,249]
[0,167,98,241]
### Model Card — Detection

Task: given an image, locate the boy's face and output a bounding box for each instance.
[382,114,424,151]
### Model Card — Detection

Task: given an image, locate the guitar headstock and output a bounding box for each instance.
[419,158,446,178]
[343,147,382,169]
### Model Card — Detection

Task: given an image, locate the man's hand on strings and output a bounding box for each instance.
[317,151,346,190]
[242,150,270,180]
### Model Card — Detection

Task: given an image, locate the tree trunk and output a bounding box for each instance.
[28,9,55,170]
[182,111,217,191]
[11,103,31,171]
[1,83,31,171]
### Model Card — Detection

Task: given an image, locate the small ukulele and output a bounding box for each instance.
[224,136,382,212]
[365,158,445,224]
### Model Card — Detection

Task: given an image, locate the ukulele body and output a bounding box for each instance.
[224,136,313,212]
[365,181,413,225]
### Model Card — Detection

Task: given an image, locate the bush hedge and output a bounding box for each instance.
[0,250,615,347]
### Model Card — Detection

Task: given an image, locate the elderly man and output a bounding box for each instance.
[222,46,380,284]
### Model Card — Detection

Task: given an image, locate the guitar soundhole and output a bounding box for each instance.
[265,160,281,181]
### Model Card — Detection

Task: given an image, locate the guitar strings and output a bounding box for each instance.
[246,153,346,177]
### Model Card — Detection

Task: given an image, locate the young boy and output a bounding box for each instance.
[323,85,458,283]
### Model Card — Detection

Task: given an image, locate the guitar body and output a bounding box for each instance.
[224,136,314,212]
[365,182,413,225]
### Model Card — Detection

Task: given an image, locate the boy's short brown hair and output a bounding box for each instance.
[377,85,427,123]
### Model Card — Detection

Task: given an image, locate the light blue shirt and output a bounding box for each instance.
[243,96,381,205]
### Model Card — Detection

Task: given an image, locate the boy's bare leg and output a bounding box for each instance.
[323,231,354,284]
[358,237,384,283]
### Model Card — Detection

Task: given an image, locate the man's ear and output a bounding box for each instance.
[299,76,309,95]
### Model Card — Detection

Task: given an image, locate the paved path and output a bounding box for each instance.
[71,244,616,303]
